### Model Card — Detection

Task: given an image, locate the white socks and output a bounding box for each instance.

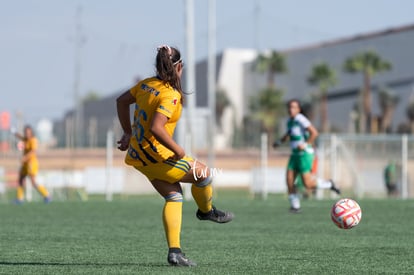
[316,178,333,189]
[288,194,301,209]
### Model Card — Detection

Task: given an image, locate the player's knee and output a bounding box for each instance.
[194,176,212,188]
[164,192,183,202]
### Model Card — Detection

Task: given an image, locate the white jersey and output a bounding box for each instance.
[286,113,313,154]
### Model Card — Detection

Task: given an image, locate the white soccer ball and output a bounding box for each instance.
[331,198,362,229]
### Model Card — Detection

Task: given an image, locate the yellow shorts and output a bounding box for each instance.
[20,159,39,176]
[134,156,193,183]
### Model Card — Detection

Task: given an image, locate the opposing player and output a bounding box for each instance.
[273,99,340,213]
[116,45,234,267]
[13,125,50,204]
[295,153,318,199]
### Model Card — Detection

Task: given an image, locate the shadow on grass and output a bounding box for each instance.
[0,261,167,267]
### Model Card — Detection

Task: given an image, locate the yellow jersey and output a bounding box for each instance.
[125,77,182,167]
[20,136,39,176]
[23,137,38,162]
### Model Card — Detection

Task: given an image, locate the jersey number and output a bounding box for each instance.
[133,104,147,143]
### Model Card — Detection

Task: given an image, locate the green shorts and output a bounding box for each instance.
[287,151,314,174]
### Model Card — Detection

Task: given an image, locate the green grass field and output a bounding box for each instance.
[1,190,413,274]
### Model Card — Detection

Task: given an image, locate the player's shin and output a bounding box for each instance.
[163,192,183,249]
[191,176,213,213]
[16,186,24,201]
[36,184,50,198]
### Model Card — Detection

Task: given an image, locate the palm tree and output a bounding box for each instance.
[308,62,337,132]
[249,87,285,145]
[343,50,392,133]
[82,90,101,103]
[300,94,318,122]
[253,50,287,88]
[249,50,288,145]
[215,89,230,129]
[378,88,399,133]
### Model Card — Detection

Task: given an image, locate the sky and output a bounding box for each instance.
[1,0,414,126]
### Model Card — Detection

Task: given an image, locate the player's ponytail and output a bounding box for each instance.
[156,45,184,101]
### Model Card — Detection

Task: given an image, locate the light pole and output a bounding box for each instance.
[73,5,85,148]
[207,0,216,170]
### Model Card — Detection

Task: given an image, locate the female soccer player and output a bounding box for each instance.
[116,45,234,267]
[274,99,340,213]
[14,125,50,203]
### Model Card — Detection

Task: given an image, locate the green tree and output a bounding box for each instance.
[253,50,287,88]
[249,87,284,145]
[308,62,337,132]
[343,50,392,133]
[215,89,231,128]
[300,93,319,122]
[82,90,101,103]
[249,50,287,145]
[378,88,399,133]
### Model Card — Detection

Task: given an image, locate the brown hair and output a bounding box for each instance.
[287,98,303,113]
[156,46,183,98]
[23,125,34,139]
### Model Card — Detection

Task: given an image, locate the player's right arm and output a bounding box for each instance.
[116,90,135,151]
[273,131,290,148]
[12,130,25,141]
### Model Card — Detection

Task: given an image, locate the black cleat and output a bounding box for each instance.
[330,179,341,195]
[168,252,197,267]
[196,206,234,223]
[289,207,302,214]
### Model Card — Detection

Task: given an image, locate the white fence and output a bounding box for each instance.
[250,134,414,199]
[0,167,5,200]
[2,133,412,201]
[36,167,252,201]
[318,134,414,199]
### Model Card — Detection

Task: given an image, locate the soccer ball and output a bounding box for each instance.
[331,198,362,229]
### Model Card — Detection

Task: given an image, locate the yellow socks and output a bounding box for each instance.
[191,177,213,213]
[16,182,49,202]
[16,186,24,201]
[162,179,213,251]
[163,193,183,249]
[36,185,49,198]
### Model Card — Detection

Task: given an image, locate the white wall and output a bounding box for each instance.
[218,49,257,127]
